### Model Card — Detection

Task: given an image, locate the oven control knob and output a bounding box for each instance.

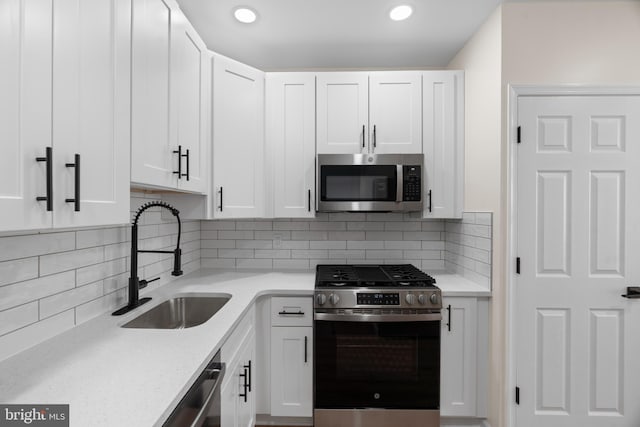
[429,293,439,305]
[405,293,416,305]
[329,293,340,305]
[418,294,426,305]
[316,293,327,306]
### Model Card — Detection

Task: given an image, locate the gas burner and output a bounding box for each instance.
[315,264,436,288]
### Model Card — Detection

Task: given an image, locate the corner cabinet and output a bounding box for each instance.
[131,0,209,194]
[222,307,256,427]
[0,0,130,232]
[212,55,265,218]
[440,296,488,419]
[316,72,422,155]
[423,71,464,219]
[266,73,316,218]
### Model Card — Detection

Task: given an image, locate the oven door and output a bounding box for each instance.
[314,317,440,410]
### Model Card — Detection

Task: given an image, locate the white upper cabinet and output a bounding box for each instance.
[131,0,179,190]
[317,71,422,154]
[0,0,130,232]
[131,0,208,194]
[212,54,265,218]
[174,20,209,194]
[267,73,316,218]
[52,0,131,228]
[316,72,369,154]
[423,71,464,219]
[1,0,54,231]
[369,71,422,154]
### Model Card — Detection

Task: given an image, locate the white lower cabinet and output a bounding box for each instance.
[440,296,488,419]
[221,308,256,427]
[269,297,313,417]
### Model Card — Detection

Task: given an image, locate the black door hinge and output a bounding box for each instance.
[516,257,521,274]
[515,386,520,405]
[517,126,521,143]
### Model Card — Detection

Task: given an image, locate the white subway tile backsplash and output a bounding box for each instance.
[310,241,347,250]
[201,221,235,230]
[329,250,365,259]
[366,231,403,241]
[346,221,384,231]
[309,221,346,231]
[236,221,273,231]
[0,272,75,312]
[384,241,422,250]
[236,240,273,250]
[218,230,254,240]
[219,249,254,259]
[201,258,236,269]
[273,221,309,231]
[0,232,76,262]
[0,302,39,336]
[347,240,384,250]
[0,193,201,363]
[273,259,310,270]
[291,231,328,241]
[329,212,366,221]
[255,231,291,240]
[384,222,421,231]
[280,240,309,250]
[40,247,105,276]
[445,212,493,287]
[329,231,364,241]
[366,250,403,259]
[255,250,290,259]
[39,281,104,320]
[0,258,39,287]
[291,250,328,259]
[236,259,272,269]
[202,239,235,249]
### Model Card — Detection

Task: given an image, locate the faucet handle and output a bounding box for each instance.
[172,248,183,277]
[139,277,160,289]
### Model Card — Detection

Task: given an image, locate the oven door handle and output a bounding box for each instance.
[314,312,442,322]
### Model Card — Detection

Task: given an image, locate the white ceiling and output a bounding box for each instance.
[176,0,504,70]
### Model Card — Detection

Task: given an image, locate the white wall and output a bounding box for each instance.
[447,6,503,427]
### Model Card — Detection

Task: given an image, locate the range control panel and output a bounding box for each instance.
[356,292,400,305]
[402,165,422,202]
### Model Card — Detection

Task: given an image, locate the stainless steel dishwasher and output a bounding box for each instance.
[164,350,225,427]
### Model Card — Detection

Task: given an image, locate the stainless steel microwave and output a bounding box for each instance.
[317,154,423,212]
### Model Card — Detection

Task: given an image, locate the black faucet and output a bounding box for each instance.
[112,201,183,316]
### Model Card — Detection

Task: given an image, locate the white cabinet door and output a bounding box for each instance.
[213,55,265,218]
[422,71,464,219]
[131,0,180,190]
[267,73,316,218]
[221,359,240,427]
[440,296,478,417]
[175,20,208,194]
[316,72,368,154]
[270,327,313,417]
[52,0,130,228]
[0,0,53,231]
[369,71,422,154]
[237,332,256,427]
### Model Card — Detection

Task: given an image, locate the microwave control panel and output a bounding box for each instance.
[402,165,422,201]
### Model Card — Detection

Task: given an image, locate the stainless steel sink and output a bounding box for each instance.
[122,296,231,329]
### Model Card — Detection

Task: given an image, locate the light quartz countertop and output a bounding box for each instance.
[0,268,489,427]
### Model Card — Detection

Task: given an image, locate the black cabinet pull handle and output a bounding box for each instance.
[304,336,308,363]
[362,124,365,148]
[65,154,80,212]
[446,304,452,331]
[373,124,377,149]
[173,145,182,179]
[308,189,311,212]
[428,190,432,213]
[239,369,248,402]
[36,147,53,211]
[218,187,223,211]
[183,149,190,181]
[243,360,252,392]
[622,286,640,299]
[278,310,305,316]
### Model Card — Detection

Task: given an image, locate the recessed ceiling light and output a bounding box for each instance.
[389,5,413,21]
[234,7,257,24]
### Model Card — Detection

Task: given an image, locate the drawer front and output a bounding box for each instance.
[271,297,313,327]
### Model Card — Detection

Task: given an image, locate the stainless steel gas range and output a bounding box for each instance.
[313,264,442,427]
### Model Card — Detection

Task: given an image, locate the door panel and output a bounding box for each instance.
[369,71,422,154]
[0,0,53,231]
[316,73,368,154]
[516,95,640,426]
[52,0,130,227]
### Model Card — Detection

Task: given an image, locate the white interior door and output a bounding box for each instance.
[516,94,640,426]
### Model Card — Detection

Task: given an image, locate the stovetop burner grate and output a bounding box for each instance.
[315,264,436,288]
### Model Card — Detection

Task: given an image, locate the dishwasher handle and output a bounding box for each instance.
[190,362,226,427]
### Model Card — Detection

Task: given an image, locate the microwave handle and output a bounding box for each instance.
[396,165,403,203]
